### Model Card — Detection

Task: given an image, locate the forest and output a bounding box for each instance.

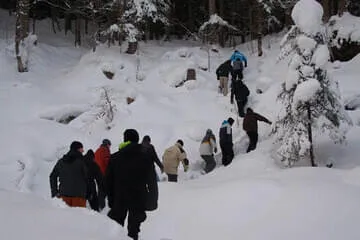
[1,0,360,72]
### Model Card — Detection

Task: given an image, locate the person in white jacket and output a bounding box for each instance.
[199,129,217,174]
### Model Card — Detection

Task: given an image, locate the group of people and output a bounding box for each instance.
[49,130,192,239]
[48,50,272,240]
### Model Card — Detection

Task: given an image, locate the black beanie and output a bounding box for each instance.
[177,139,184,146]
[124,129,139,143]
[70,141,83,151]
[227,117,235,126]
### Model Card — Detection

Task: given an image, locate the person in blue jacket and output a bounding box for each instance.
[230,50,247,81]
[230,50,247,67]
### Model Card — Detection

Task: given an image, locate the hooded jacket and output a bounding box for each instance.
[243,109,271,132]
[199,130,217,156]
[94,145,111,175]
[162,143,188,175]
[219,120,233,146]
[216,60,232,78]
[49,150,88,198]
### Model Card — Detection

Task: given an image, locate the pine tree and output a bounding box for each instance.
[273,0,351,167]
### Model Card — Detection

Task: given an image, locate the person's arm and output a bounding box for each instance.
[151,145,164,172]
[179,150,189,172]
[230,82,235,104]
[210,137,217,153]
[242,55,248,67]
[255,113,272,124]
[49,161,60,198]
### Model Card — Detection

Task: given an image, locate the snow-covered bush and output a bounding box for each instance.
[274,0,352,167]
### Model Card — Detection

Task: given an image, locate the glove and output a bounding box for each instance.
[214,148,218,153]
[184,165,189,172]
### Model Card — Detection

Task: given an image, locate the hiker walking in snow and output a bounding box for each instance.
[94,139,111,176]
[216,60,232,96]
[141,135,162,210]
[219,118,235,166]
[106,129,153,240]
[230,50,247,81]
[243,108,272,153]
[49,141,87,208]
[141,135,164,177]
[231,80,250,117]
[162,139,189,182]
[83,149,105,212]
[199,129,218,174]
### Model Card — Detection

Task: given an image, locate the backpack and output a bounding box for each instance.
[233,59,243,71]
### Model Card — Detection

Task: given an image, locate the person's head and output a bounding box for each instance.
[85,149,94,159]
[142,135,151,144]
[206,129,213,135]
[246,108,253,114]
[227,117,235,126]
[123,129,139,143]
[102,139,111,147]
[234,50,239,53]
[177,139,184,147]
[70,141,84,153]
[235,58,240,61]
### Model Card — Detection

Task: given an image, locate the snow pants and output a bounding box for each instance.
[61,196,86,208]
[201,155,216,173]
[220,143,234,166]
[246,131,258,153]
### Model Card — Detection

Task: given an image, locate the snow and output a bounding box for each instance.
[2,9,360,240]
[199,14,237,31]
[292,78,321,107]
[329,12,360,48]
[291,0,324,35]
[312,44,330,68]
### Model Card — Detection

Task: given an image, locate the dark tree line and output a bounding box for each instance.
[0,0,358,72]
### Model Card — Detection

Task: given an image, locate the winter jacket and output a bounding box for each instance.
[141,142,164,172]
[243,109,271,133]
[231,80,250,102]
[219,120,233,147]
[83,151,105,207]
[230,51,248,67]
[162,143,188,175]
[199,130,217,156]
[106,142,153,212]
[49,150,87,198]
[216,60,233,78]
[94,145,111,175]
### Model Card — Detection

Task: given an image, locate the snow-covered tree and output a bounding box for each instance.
[273,0,352,167]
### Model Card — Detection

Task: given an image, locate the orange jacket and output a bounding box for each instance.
[94,145,110,175]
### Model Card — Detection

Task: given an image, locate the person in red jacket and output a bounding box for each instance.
[95,139,111,175]
[243,108,272,153]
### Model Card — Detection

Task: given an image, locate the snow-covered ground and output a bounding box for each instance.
[1,6,360,240]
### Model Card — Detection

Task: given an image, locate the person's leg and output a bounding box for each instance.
[61,196,72,207]
[108,206,128,226]
[127,210,147,240]
[89,194,100,212]
[167,174,178,182]
[247,132,258,153]
[220,145,228,166]
[223,77,229,96]
[219,77,225,93]
[202,155,216,173]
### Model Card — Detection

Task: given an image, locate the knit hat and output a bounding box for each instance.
[142,135,151,143]
[70,141,83,151]
[102,139,111,146]
[227,117,235,126]
[124,129,139,143]
[177,139,184,146]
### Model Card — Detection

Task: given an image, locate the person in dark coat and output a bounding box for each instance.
[49,141,87,207]
[141,135,161,210]
[106,129,153,240]
[231,80,250,117]
[219,118,235,166]
[83,149,105,212]
[243,108,272,153]
[216,60,232,96]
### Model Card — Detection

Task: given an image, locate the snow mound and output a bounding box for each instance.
[292,0,323,35]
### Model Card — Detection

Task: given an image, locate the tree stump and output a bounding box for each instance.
[126,41,138,54]
[186,68,196,80]
[126,97,135,104]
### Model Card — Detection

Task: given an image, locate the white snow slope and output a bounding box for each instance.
[1,10,360,240]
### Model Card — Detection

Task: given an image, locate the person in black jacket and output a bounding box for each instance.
[83,149,105,212]
[141,135,161,210]
[219,118,235,166]
[49,141,87,207]
[231,80,250,117]
[216,60,232,96]
[106,129,153,240]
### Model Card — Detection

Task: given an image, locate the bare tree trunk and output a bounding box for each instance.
[209,0,216,15]
[256,6,263,57]
[338,0,346,16]
[15,0,30,72]
[322,0,330,22]
[307,103,316,167]
[75,16,81,47]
